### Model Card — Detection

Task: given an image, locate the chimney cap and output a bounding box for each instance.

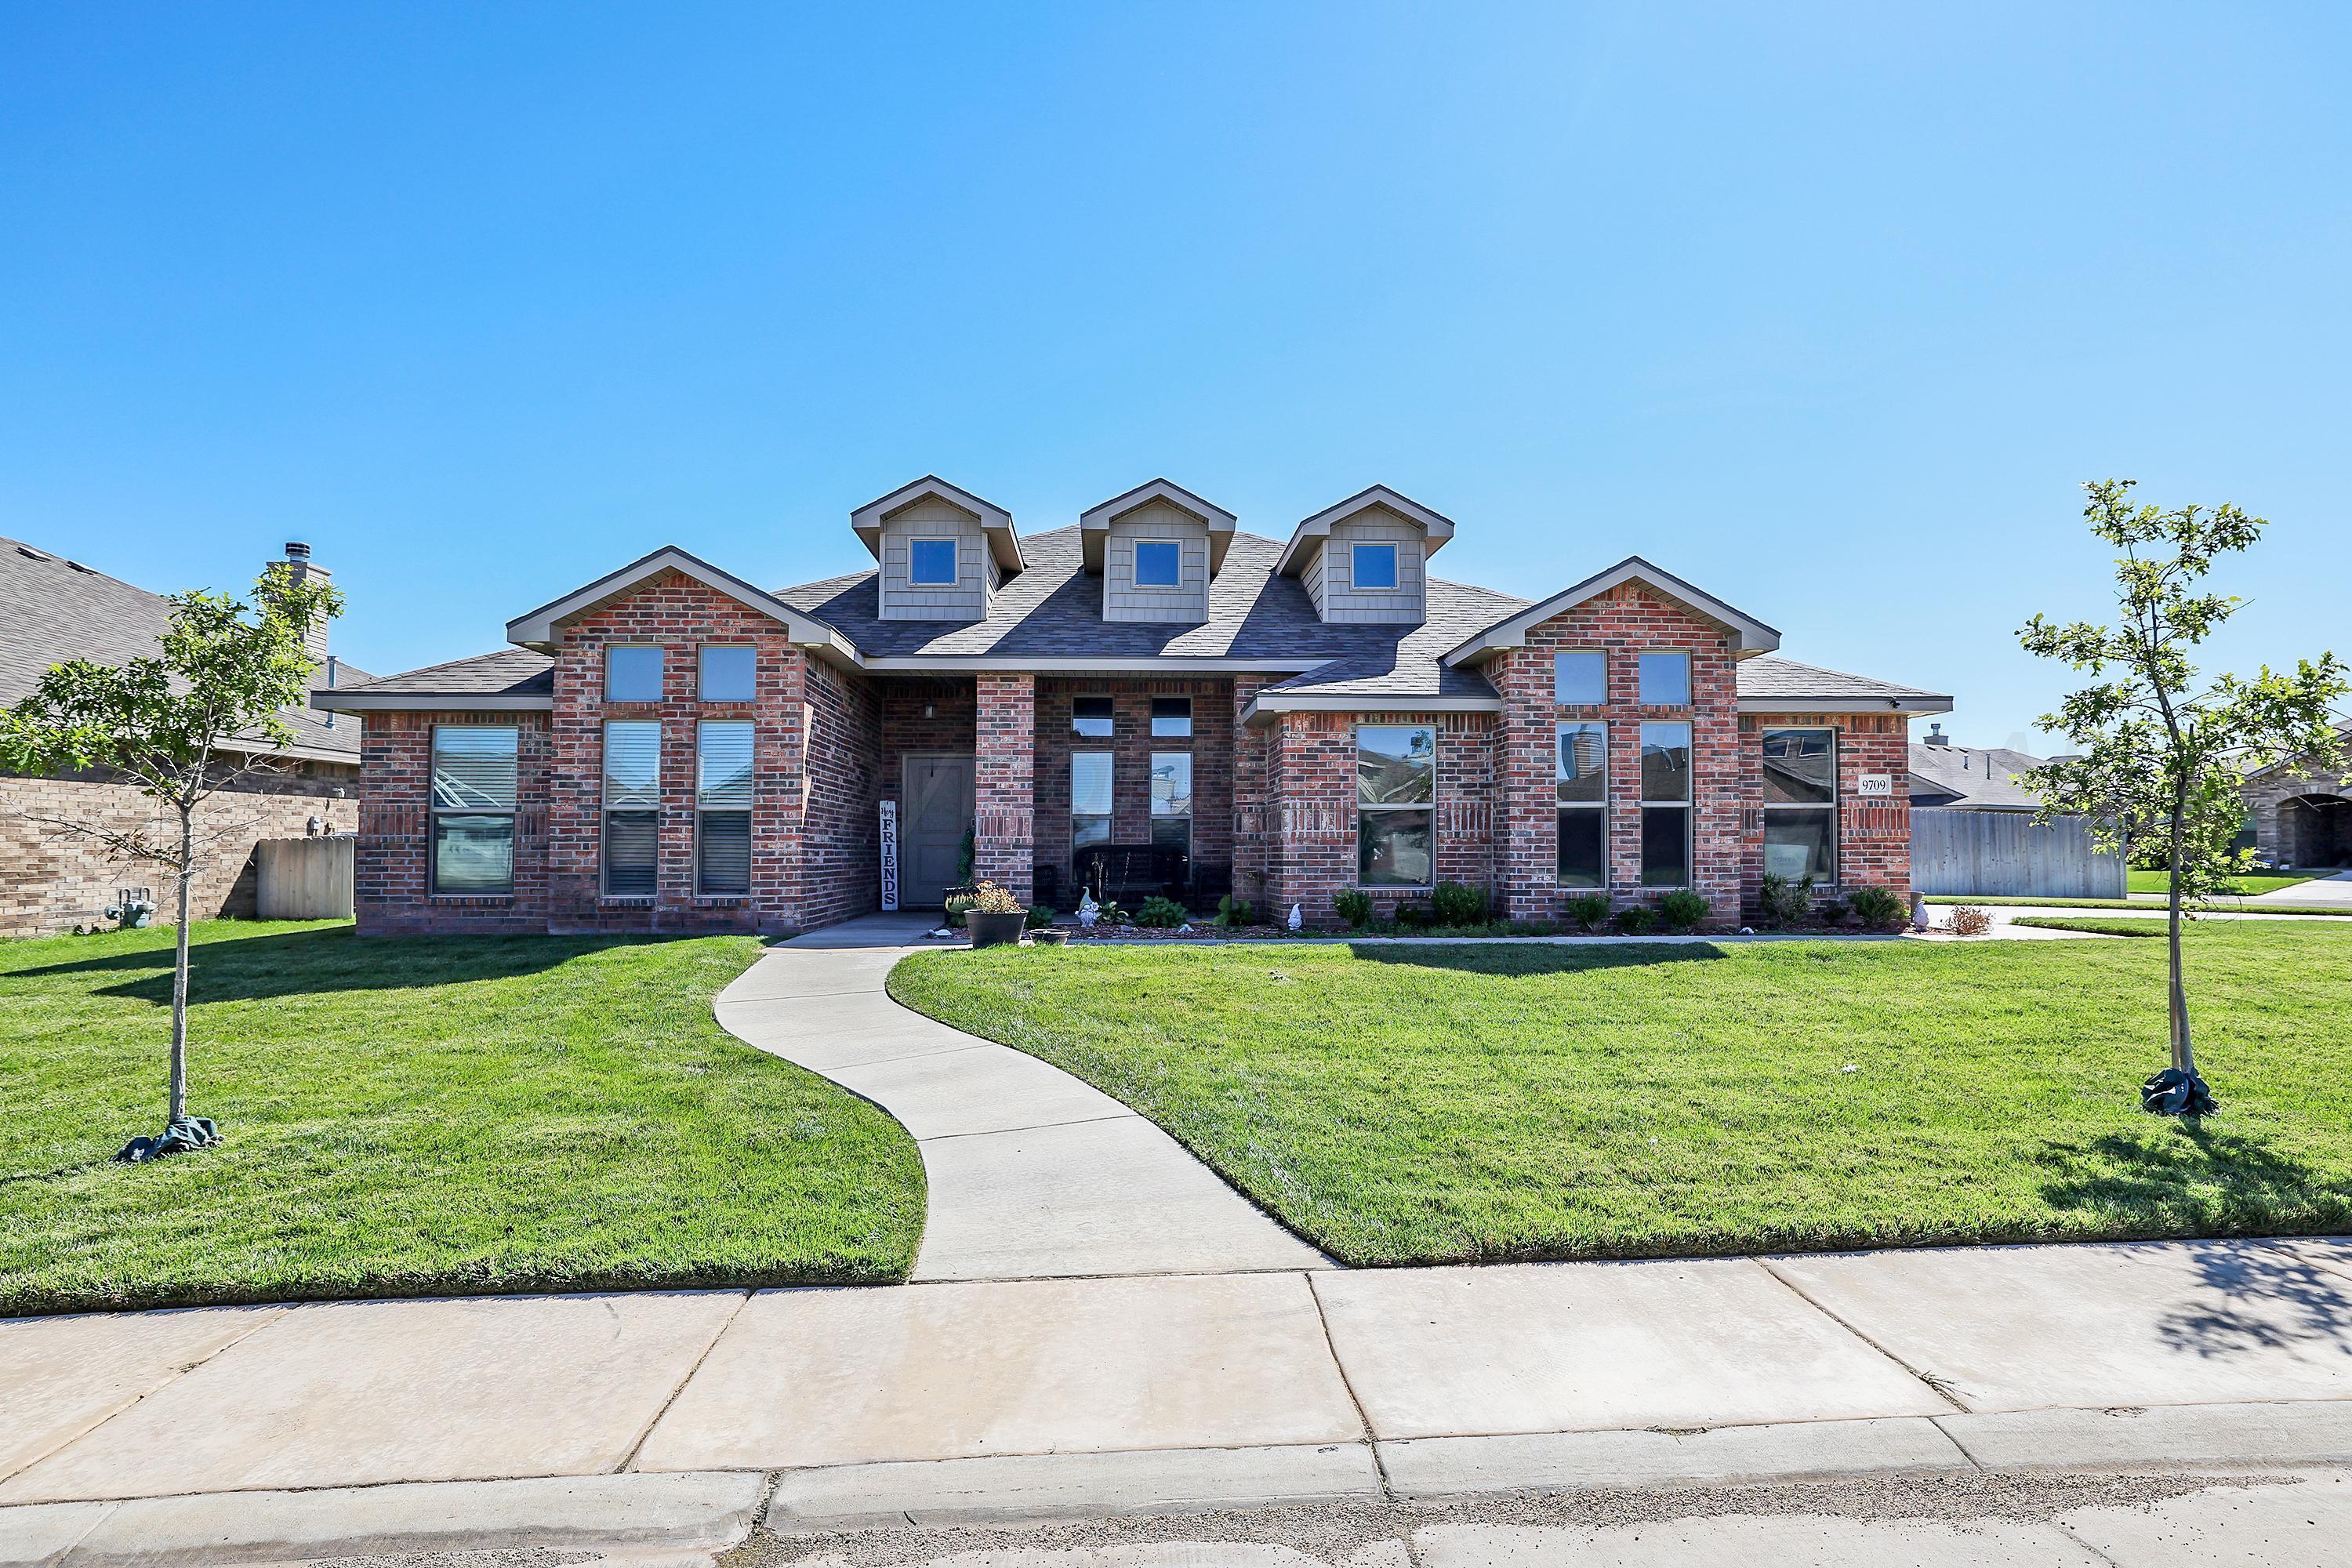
[284,541,312,562]
[1924,723,1950,746]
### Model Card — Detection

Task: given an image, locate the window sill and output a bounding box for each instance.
[599,895,656,906]
[429,894,514,903]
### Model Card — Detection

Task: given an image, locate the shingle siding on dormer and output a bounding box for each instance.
[877,497,994,622]
[1304,506,1426,624]
[1102,500,1211,624]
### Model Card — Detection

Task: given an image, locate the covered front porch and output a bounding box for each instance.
[875,673,1239,913]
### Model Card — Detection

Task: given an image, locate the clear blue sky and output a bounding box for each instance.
[5,3,2346,749]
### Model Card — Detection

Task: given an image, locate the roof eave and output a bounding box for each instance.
[1737,695,1954,716]
[1240,691,1503,728]
[503,545,858,656]
[312,691,556,713]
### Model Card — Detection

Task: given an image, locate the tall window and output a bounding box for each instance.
[1151,752,1192,859]
[430,726,518,895]
[1639,722,1691,887]
[1556,722,1607,887]
[1639,651,1691,706]
[1071,695,1114,738]
[908,539,958,586]
[1554,652,1605,706]
[606,646,663,702]
[602,720,661,896]
[699,645,754,702]
[1352,543,1399,590]
[1150,696,1191,737]
[696,720,753,895]
[1357,724,1434,887]
[1762,728,1837,884]
[1134,540,1181,586]
[1072,752,1112,851]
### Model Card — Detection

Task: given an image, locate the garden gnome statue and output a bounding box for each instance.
[1076,891,1101,929]
[1287,902,1303,932]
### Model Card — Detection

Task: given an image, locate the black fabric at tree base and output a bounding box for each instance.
[2142,1068,2219,1117]
[114,1116,221,1163]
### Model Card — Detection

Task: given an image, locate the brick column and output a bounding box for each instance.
[974,672,1036,902]
[1232,675,1276,907]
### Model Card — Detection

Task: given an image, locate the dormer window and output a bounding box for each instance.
[908,539,959,586]
[1352,544,1399,590]
[1134,540,1181,587]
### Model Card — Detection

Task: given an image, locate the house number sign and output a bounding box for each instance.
[879,799,899,912]
[1857,773,1895,797]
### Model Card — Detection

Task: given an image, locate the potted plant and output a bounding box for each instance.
[964,880,1029,949]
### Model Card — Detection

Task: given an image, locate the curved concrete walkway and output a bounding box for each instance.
[713,913,1330,1282]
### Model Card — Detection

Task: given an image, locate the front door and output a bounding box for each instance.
[902,755,975,907]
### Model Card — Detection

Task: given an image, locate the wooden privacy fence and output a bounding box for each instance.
[256,836,356,920]
[1910,808,2125,899]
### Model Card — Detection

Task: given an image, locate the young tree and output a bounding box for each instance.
[0,564,343,1160]
[2020,480,2345,1115]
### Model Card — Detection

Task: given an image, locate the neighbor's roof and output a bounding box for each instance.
[0,535,369,763]
[1906,742,2047,810]
[319,526,1951,719]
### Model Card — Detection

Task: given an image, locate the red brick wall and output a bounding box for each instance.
[973,672,1035,901]
[1033,677,1233,906]
[3,762,357,937]
[800,654,884,930]
[1490,583,1744,927]
[879,679,976,815]
[1231,675,1278,906]
[356,713,552,935]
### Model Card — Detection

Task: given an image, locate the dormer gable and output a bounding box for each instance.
[850,476,1022,623]
[1079,478,1236,626]
[1277,485,1454,626]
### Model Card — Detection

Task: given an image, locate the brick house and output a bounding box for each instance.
[2,539,364,936]
[315,477,1951,935]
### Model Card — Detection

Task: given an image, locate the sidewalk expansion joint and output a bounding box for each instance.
[916,1112,1138,1145]
[1752,1257,1973,1414]
[618,1290,753,1474]
[1305,1271,1392,1498]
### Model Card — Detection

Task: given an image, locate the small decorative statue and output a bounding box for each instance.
[1287,902,1303,932]
[1076,891,1101,929]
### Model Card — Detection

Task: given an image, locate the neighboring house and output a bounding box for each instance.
[0,539,365,936]
[2241,721,2352,868]
[1905,725,2046,810]
[314,477,1951,935]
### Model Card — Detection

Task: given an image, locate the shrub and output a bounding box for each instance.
[1394,901,1436,929]
[942,888,978,929]
[1946,903,1994,937]
[1430,881,1490,927]
[1814,895,1849,926]
[1613,906,1658,935]
[1564,893,1611,933]
[1757,873,1814,929]
[967,880,1025,916]
[1848,885,1908,931]
[1658,889,1708,932]
[1215,895,1256,928]
[1135,895,1189,928]
[1334,889,1374,928]
[1025,903,1056,930]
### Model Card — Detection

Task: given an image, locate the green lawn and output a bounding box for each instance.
[1,921,924,1315]
[2129,869,2318,896]
[888,925,2352,1267]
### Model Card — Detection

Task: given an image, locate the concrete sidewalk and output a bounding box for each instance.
[9,1236,2352,1562]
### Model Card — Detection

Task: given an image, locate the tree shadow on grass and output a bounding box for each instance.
[2038,1123,2352,1360]
[1344,942,1727,977]
[4,925,700,1004]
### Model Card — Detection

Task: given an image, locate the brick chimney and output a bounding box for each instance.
[276,541,332,662]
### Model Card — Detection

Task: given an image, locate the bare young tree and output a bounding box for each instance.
[0,564,343,1160]
[2021,480,2345,1115]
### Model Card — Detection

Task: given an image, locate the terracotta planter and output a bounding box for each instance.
[967,911,1027,949]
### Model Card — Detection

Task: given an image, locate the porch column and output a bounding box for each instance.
[974,672,1036,902]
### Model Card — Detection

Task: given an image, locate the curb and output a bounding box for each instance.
[0,1472,765,1568]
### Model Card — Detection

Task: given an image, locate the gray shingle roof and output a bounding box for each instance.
[1,535,370,762]
[1907,742,2047,809]
[333,528,1949,716]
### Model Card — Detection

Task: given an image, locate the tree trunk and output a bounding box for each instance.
[169,807,192,1125]
[2167,789,2196,1080]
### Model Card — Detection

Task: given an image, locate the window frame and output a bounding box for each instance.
[1638,649,1692,707]
[1352,543,1399,590]
[1555,720,1608,889]
[1638,720,1693,889]
[427,724,520,897]
[1355,722,1436,890]
[604,644,665,702]
[1070,750,1113,855]
[1070,695,1115,739]
[698,644,756,702]
[601,718,663,898]
[1761,726,1839,887]
[1132,539,1182,588]
[1553,650,1606,706]
[1150,696,1192,738]
[694,718,755,898]
[906,538,960,587]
